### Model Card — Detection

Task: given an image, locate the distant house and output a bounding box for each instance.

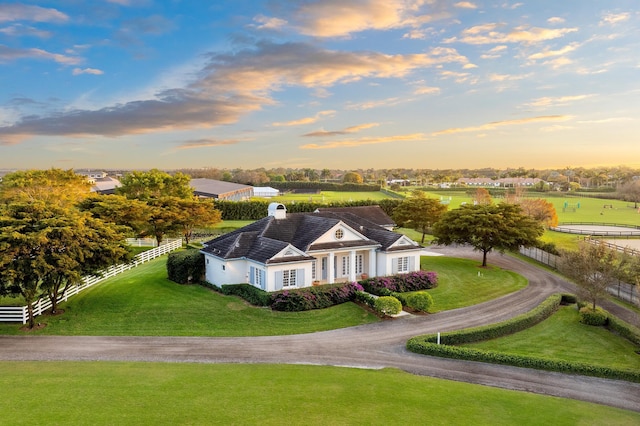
[253,186,280,198]
[201,203,422,291]
[456,177,543,187]
[75,169,108,180]
[190,178,253,201]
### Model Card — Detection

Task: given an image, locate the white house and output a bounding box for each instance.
[201,203,422,292]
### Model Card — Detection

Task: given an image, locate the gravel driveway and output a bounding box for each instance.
[1,247,639,412]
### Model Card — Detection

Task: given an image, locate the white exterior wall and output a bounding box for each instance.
[376,249,422,276]
[204,254,247,287]
[265,261,313,292]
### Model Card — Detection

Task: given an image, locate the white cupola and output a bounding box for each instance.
[268,202,287,219]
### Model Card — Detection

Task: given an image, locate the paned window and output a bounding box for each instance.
[283,269,297,288]
[397,257,409,273]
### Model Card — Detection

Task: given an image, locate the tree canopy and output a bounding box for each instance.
[117,169,193,200]
[392,190,447,243]
[557,242,618,310]
[432,203,544,266]
[0,201,131,327]
[0,168,90,206]
[342,171,363,184]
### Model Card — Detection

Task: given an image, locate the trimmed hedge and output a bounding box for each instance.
[213,199,403,220]
[579,306,608,326]
[167,249,205,284]
[361,271,438,295]
[405,342,640,382]
[270,282,364,312]
[406,293,640,383]
[374,296,402,316]
[606,314,640,346]
[220,284,271,307]
[405,291,434,312]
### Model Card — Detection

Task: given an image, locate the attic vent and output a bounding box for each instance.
[284,249,295,256]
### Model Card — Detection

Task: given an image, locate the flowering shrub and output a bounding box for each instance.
[361,270,437,296]
[270,282,364,312]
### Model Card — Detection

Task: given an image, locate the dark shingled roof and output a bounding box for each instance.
[314,205,396,228]
[202,206,418,264]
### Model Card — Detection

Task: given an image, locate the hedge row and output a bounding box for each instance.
[405,341,640,382]
[213,199,403,220]
[268,181,381,192]
[270,282,364,311]
[218,282,365,311]
[220,283,271,306]
[361,271,438,296]
[406,293,640,383]
[167,250,205,284]
[607,315,640,346]
[409,293,565,346]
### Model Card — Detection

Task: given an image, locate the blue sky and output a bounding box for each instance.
[0,1,638,170]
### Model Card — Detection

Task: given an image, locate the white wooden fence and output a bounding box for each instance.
[0,238,182,324]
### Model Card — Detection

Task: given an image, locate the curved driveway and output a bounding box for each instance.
[1,247,639,412]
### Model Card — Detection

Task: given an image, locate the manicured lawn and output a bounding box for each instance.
[272,190,390,203]
[2,362,638,425]
[465,306,640,371]
[421,256,528,312]
[0,256,378,336]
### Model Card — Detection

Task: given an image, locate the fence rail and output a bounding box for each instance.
[519,246,639,307]
[0,238,182,324]
[584,236,640,257]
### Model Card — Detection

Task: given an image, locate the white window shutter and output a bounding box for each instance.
[275,271,283,291]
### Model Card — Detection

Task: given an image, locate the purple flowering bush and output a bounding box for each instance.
[270,282,364,312]
[361,270,437,296]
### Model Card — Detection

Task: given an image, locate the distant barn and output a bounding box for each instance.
[253,186,280,198]
[190,178,253,201]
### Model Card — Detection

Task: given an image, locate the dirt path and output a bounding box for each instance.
[1,247,639,412]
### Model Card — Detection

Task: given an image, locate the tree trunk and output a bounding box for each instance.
[482,249,488,267]
[26,301,35,329]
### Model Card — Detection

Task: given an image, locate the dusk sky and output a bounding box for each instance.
[1,1,638,171]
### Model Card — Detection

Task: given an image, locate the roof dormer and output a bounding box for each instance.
[268,202,287,219]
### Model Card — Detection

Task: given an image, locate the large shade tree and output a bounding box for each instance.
[392,190,447,243]
[432,203,544,267]
[0,201,132,327]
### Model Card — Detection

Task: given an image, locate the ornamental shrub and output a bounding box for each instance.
[374,296,402,316]
[361,270,437,295]
[579,306,608,326]
[220,284,271,306]
[167,249,205,284]
[405,291,433,312]
[270,282,364,312]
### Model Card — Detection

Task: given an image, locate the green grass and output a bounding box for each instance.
[421,256,528,312]
[2,362,638,425]
[0,256,378,336]
[272,190,390,203]
[465,306,640,371]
